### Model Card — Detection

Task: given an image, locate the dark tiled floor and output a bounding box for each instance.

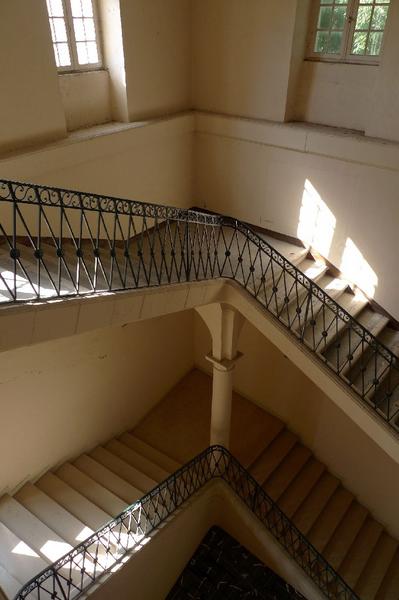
[166,526,306,599]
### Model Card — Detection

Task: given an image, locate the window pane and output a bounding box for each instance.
[70,0,83,17]
[367,31,383,53]
[356,5,373,29]
[52,18,68,42]
[372,5,389,29]
[76,41,89,64]
[83,18,95,39]
[81,0,94,17]
[318,6,333,28]
[47,0,64,17]
[73,19,85,41]
[315,31,330,53]
[333,5,347,28]
[57,42,71,67]
[87,41,99,63]
[73,17,95,41]
[352,31,368,53]
[328,30,343,53]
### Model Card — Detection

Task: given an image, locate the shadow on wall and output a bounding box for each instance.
[297,178,378,298]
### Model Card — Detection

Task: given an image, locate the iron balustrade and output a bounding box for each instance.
[13,445,359,600]
[1,179,399,430]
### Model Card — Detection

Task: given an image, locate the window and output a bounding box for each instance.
[46,0,102,72]
[308,0,390,63]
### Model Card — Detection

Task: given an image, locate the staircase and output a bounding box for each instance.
[1,371,398,599]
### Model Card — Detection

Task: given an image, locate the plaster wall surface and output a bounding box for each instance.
[0,310,194,496]
[194,312,399,539]
[58,71,111,132]
[194,112,399,320]
[0,0,66,152]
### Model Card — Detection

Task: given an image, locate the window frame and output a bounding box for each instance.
[47,0,103,74]
[306,0,390,66]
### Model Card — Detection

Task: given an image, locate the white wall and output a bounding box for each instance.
[194,312,399,539]
[0,310,194,496]
[59,71,111,132]
[0,0,66,152]
[191,0,298,122]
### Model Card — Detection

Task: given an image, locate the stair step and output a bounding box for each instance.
[263,444,312,501]
[241,413,285,471]
[354,533,398,600]
[375,549,399,600]
[322,502,369,570]
[90,446,156,493]
[0,521,47,584]
[121,433,181,474]
[249,430,298,484]
[277,458,325,518]
[15,482,93,546]
[57,463,127,517]
[0,495,72,562]
[292,472,340,535]
[338,518,384,588]
[37,473,111,531]
[105,439,170,483]
[74,454,142,505]
[0,563,21,599]
[308,488,354,552]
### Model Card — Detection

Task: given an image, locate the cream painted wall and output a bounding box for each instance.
[0,0,66,152]
[194,312,399,539]
[120,0,192,121]
[59,71,111,132]
[194,113,399,320]
[0,310,194,496]
[191,0,298,121]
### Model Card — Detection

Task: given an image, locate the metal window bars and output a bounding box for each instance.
[13,446,359,600]
[0,179,398,431]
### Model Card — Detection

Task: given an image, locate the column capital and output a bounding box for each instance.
[205,351,243,372]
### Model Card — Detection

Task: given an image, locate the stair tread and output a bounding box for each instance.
[105,439,170,483]
[37,472,111,531]
[121,433,181,474]
[292,472,340,535]
[249,430,298,484]
[338,518,384,588]
[263,444,312,501]
[0,563,21,599]
[278,458,325,518]
[74,454,142,505]
[0,495,71,563]
[375,549,399,600]
[15,482,93,547]
[0,520,47,584]
[90,446,156,493]
[355,533,398,600]
[57,463,127,517]
[308,488,354,552]
[323,502,369,570]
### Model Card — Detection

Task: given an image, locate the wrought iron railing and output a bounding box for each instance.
[14,446,359,600]
[1,179,398,430]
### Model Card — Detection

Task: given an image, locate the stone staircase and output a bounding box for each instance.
[1,371,398,599]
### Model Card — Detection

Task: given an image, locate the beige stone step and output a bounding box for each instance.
[0,495,72,563]
[263,444,312,501]
[105,439,170,483]
[375,550,399,600]
[338,518,384,588]
[121,433,181,474]
[0,520,47,585]
[308,488,354,552]
[57,463,126,517]
[322,502,369,570]
[292,472,340,535]
[74,454,142,505]
[37,473,111,531]
[0,563,21,600]
[278,458,325,518]
[249,430,298,485]
[90,446,156,493]
[354,533,398,600]
[15,482,93,546]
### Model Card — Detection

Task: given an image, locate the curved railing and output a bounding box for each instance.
[0,179,398,430]
[14,446,359,600]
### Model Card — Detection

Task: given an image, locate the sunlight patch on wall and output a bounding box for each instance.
[340,238,378,298]
[297,179,336,257]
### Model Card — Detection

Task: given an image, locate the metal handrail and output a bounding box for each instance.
[0,178,398,429]
[14,446,359,600]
